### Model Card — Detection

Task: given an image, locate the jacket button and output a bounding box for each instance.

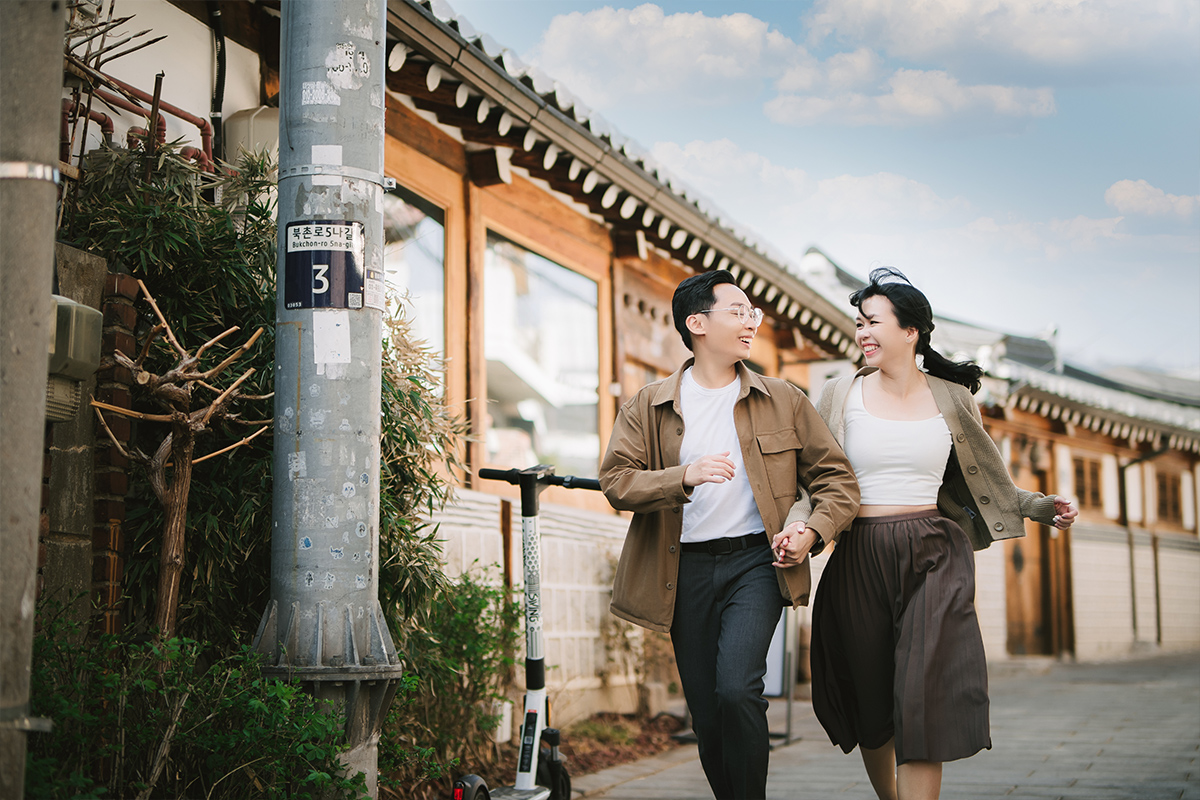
[669,545,677,553]
[994,522,1004,532]
[666,582,674,590]
[957,433,966,442]
[676,427,683,435]
[673,506,680,514]
[980,495,990,504]
[967,465,978,474]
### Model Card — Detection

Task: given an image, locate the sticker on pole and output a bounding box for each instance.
[285,221,367,310]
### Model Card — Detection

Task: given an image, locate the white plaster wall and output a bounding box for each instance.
[1131,535,1158,644]
[1070,531,1135,660]
[974,543,1008,661]
[1126,464,1144,524]
[70,0,263,156]
[1101,455,1121,520]
[1157,541,1200,651]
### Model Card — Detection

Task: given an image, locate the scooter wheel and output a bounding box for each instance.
[536,752,571,800]
[452,774,490,800]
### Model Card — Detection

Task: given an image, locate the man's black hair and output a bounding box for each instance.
[672,269,738,351]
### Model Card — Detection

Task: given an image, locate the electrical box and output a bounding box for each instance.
[46,294,102,422]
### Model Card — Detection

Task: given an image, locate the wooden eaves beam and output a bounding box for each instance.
[384,0,857,358]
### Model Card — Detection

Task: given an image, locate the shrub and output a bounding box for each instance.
[27,603,366,799]
[379,566,521,798]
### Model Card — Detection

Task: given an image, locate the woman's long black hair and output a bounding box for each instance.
[850,267,984,394]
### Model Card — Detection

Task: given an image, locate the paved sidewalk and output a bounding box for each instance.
[573,652,1199,800]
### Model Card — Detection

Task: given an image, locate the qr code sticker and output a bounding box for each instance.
[348,293,363,309]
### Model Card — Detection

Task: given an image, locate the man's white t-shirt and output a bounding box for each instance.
[678,367,765,543]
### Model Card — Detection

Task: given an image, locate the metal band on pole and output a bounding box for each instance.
[277,163,396,189]
[0,161,60,184]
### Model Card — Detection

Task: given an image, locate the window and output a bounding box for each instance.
[484,233,599,478]
[1073,456,1102,509]
[1157,472,1182,524]
[382,187,445,357]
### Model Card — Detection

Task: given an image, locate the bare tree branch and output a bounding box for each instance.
[92,398,176,423]
[198,326,264,380]
[200,367,255,426]
[92,404,131,460]
[192,425,269,465]
[195,325,241,360]
[136,279,188,359]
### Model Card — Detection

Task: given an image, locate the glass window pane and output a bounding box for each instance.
[383,187,445,357]
[485,233,599,478]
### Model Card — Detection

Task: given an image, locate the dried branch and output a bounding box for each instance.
[92,398,175,423]
[93,405,131,460]
[200,367,256,426]
[198,326,264,380]
[136,279,188,359]
[134,323,166,367]
[135,690,190,800]
[192,425,269,465]
[195,325,241,360]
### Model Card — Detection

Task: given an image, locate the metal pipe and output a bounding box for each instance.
[252,2,399,796]
[1,3,68,796]
[95,88,165,144]
[61,98,115,163]
[98,71,213,164]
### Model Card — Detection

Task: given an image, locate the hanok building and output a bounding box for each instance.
[53,0,859,724]
[800,249,1200,663]
[47,0,1197,733]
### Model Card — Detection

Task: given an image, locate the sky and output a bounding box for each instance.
[444,0,1199,377]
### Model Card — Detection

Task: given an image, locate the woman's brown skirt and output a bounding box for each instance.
[810,509,991,765]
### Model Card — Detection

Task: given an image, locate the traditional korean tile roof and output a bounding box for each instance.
[795,247,1200,452]
[385,0,860,359]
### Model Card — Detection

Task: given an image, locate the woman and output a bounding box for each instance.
[784,268,1077,800]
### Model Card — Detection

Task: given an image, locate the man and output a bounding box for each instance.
[599,270,860,800]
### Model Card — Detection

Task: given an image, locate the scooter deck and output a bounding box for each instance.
[489,787,551,800]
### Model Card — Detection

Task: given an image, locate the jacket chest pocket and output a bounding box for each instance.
[757,428,802,498]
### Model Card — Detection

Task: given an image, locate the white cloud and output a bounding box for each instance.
[529,4,1054,128]
[767,69,1055,126]
[529,4,798,108]
[1105,179,1198,218]
[807,0,1199,81]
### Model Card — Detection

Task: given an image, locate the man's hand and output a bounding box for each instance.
[683,452,736,487]
[771,521,819,568]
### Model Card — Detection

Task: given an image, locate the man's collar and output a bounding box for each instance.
[651,358,770,407]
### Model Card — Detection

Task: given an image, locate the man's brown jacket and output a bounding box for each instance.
[599,359,860,633]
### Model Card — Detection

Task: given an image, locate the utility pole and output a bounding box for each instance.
[0,3,67,797]
[252,1,401,795]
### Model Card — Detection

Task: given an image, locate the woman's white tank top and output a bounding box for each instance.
[842,377,952,506]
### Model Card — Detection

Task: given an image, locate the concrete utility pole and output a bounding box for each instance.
[252,1,401,795]
[0,2,67,797]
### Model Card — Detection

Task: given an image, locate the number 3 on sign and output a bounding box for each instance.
[312,264,330,294]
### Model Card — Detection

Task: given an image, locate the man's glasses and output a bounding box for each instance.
[697,305,764,327]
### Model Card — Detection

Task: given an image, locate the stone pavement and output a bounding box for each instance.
[572,652,1200,800]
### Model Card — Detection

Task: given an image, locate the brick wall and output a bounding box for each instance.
[91,272,139,634]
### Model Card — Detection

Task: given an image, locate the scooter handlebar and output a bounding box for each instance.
[477,467,601,491]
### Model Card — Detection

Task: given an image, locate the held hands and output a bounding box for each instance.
[771,522,818,568]
[1052,497,1079,530]
[683,452,736,488]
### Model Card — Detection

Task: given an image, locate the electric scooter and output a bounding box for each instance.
[453,465,602,800]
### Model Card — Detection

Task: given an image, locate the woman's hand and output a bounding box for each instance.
[1052,497,1078,530]
[771,522,819,568]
